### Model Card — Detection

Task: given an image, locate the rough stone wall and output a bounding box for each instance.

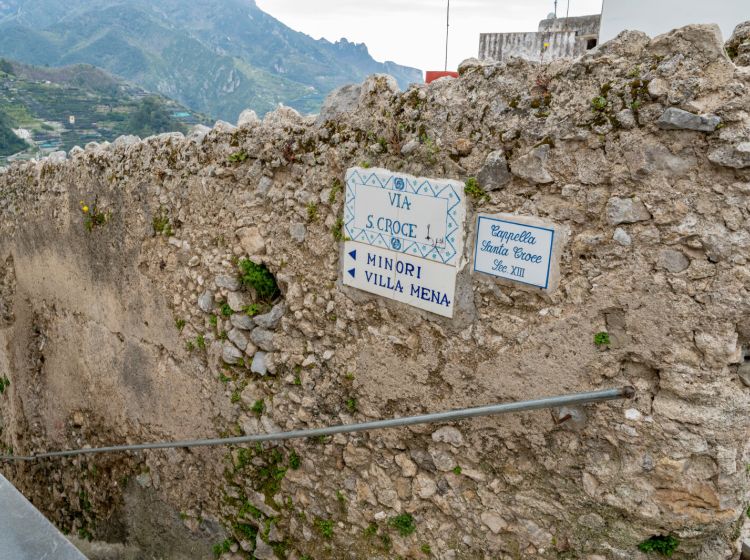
[0,22,750,560]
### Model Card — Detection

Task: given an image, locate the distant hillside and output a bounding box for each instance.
[0,0,423,120]
[0,108,27,157]
[0,58,207,163]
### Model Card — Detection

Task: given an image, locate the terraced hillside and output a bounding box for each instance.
[0,59,207,164]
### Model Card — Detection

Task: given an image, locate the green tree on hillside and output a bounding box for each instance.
[0,59,14,75]
[0,111,27,157]
[124,96,186,137]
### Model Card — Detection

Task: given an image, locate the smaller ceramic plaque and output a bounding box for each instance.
[473,214,562,291]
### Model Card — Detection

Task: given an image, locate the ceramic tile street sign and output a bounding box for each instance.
[344,167,466,267]
[342,168,466,317]
[343,241,457,317]
[473,213,561,291]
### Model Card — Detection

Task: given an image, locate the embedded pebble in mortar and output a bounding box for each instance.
[253,304,285,330]
[216,275,241,291]
[230,313,255,331]
[251,351,268,375]
[197,291,214,313]
[222,344,244,365]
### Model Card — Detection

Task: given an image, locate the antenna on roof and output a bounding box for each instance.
[444,0,450,71]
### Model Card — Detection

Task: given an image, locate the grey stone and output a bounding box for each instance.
[156,132,183,142]
[410,448,436,473]
[510,144,553,184]
[360,74,400,99]
[222,343,244,365]
[227,291,249,312]
[428,446,456,472]
[657,108,720,132]
[257,176,273,194]
[267,522,283,543]
[616,109,636,129]
[237,109,259,127]
[250,328,275,351]
[113,135,140,148]
[261,415,282,434]
[251,351,268,375]
[343,443,370,468]
[431,426,464,447]
[253,304,285,330]
[247,490,278,517]
[187,125,210,143]
[230,313,255,331]
[708,143,750,169]
[395,453,417,477]
[400,140,420,156]
[47,150,67,162]
[625,143,696,178]
[215,275,240,291]
[606,197,651,225]
[264,106,302,127]
[135,472,152,488]
[739,363,750,388]
[657,249,690,273]
[197,290,214,313]
[477,150,511,191]
[458,57,482,74]
[68,146,84,157]
[647,78,668,98]
[613,228,632,246]
[726,21,750,66]
[413,473,437,499]
[238,226,265,255]
[228,328,250,351]
[289,223,306,243]
[213,120,237,133]
[480,512,507,534]
[317,83,361,123]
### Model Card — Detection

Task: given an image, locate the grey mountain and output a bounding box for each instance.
[0,0,423,120]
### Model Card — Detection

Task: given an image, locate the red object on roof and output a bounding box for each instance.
[425,71,458,84]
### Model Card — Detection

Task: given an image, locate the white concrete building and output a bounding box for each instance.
[599,0,748,43]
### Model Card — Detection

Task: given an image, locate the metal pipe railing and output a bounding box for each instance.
[0,386,634,462]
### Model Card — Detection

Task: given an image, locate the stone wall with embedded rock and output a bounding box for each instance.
[1,21,750,560]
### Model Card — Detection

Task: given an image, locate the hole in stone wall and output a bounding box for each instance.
[238,259,281,303]
[586,38,598,50]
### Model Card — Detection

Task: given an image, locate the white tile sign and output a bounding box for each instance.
[343,241,457,317]
[344,167,465,266]
[342,167,466,317]
[473,214,556,289]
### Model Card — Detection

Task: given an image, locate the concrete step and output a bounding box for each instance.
[0,473,86,560]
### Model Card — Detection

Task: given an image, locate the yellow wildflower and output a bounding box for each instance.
[82,206,89,213]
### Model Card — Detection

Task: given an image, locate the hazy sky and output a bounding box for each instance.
[256,0,603,72]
